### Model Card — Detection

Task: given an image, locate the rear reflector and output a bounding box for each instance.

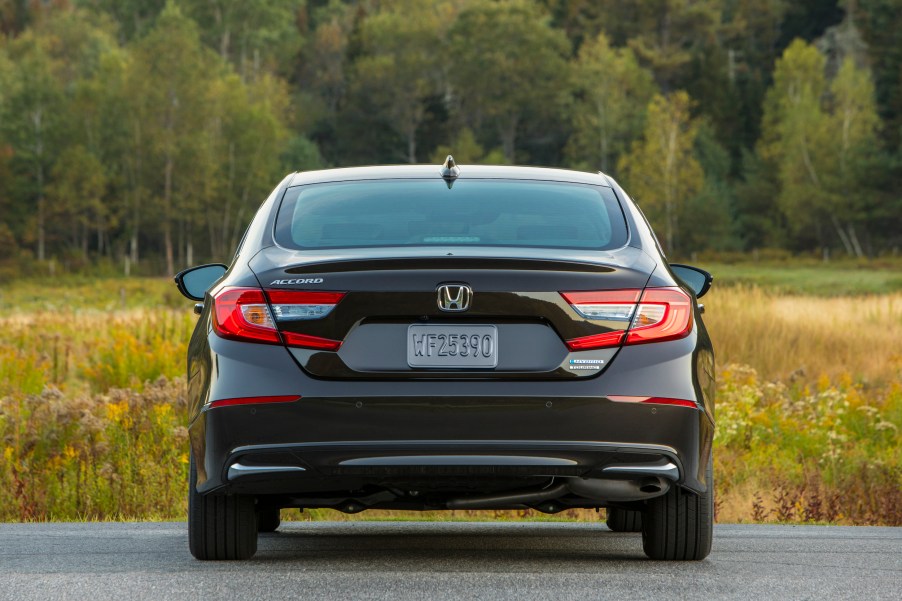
[212,287,345,350]
[561,286,693,351]
[209,395,300,408]
[607,395,697,408]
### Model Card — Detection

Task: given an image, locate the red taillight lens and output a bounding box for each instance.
[212,287,345,350]
[561,286,693,351]
[281,331,343,351]
[265,289,344,350]
[213,287,281,344]
[564,331,625,351]
[625,287,693,345]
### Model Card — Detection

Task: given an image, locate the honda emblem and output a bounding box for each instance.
[437,284,472,312]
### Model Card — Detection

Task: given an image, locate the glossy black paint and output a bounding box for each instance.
[670,263,714,298]
[181,165,715,513]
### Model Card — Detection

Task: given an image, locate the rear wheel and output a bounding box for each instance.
[641,454,713,560]
[256,507,281,533]
[188,455,258,560]
[606,507,642,532]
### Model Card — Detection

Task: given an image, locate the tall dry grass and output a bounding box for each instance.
[0,308,193,396]
[0,378,188,521]
[703,287,902,385]
[0,281,899,523]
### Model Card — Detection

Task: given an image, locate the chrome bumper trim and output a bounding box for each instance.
[601,460,679,481]
[339,455,578,467]
[228,462,306,480]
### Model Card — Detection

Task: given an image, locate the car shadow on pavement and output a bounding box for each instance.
[250,522,650,565]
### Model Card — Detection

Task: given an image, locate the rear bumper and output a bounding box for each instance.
[190,395,712,497]
[187,329,714,504]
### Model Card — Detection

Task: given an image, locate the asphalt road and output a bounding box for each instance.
[0,521,899,600]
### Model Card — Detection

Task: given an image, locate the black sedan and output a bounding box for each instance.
[175,157,715,561]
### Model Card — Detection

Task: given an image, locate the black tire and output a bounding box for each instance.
[256,507,281,533]
[606,507,643,532]
[641,454,713,560]
[188,455,258,560]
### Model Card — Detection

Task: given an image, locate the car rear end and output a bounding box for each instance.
[184,166,715,560]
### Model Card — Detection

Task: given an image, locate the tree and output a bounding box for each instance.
[618,91,704,254]
[351,0,454,163]
[1,29,64,262]
[206,72,291,259]
[759,40,881,256]
[758,40,830,249]
[0,45,17,244]
[681,121,737,251]
[183,0,304,78]
[566,33,655,174]
[82,0,167,42]
[555,0,721,91]
[126,1,221,275]
[712,0,789,165]
[45,146,109,259]
[448,0,571,163]
[68,46,132,259]
[1,9,128,265]
[858,0,902,150]
[822,57,881,256]
[429,127,506,164]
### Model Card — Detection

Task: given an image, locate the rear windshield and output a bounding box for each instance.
[274,179,628,251]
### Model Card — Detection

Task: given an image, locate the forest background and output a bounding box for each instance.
[1,0,901,277]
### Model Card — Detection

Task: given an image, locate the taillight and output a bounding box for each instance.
[564,330,625,351]
[213,288,281,344]
[266,290,345,321]
[281,332,342,351]
[561,287,693,351]
[625,287,693,345]
[212,287,345,350]
[561,290,641,322]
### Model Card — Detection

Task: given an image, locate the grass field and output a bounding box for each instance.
[699,260,902,296]
[0,266,899,524]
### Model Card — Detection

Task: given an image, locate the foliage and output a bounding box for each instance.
[759,40,882,257]
[447,0,571,163]
[430,128,505,165]
[714,365,900,524]
[618,91,704,254]
[0,378,189,520]
[0,0,901,270]
[0,278,899,523]
[352,0,456,163]
[566,33,655,175]
[699,259,902,296]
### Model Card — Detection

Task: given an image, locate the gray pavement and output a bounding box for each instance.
[0,521,899,600]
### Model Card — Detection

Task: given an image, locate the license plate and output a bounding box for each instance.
[407,325,498,368]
